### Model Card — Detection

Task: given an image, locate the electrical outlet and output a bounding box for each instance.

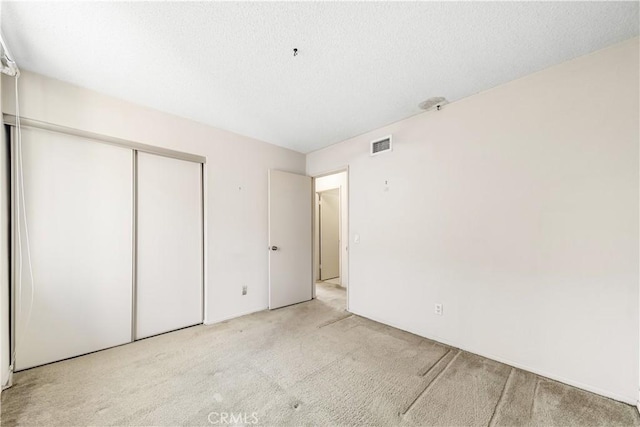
[242,285,247,296]
[434,303,443,316]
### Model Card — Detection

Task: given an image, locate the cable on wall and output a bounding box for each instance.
[13,72,37,376]
[0,33,32,381]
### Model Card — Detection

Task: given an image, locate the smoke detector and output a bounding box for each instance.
[419,97,448,111]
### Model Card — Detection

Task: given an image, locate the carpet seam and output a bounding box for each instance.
[401,349,461,416]
[530,376,540,417]
[418,348,452,377]
[317,314,354,329]
[487,367,515,427]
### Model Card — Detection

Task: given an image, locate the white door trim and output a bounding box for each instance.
[311,166,350,311]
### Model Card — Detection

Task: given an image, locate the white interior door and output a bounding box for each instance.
[136,152,203,339]
[319,189,340,280]
[268,170,312,309]
[15,127,133,370]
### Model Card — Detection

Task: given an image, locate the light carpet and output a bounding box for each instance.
[321,278,341,286]
[1,283,638,426]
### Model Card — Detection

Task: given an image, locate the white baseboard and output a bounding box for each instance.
[204,306,268,325]
[349,308,637,406]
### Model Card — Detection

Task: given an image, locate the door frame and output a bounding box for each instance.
[312,166,349,311]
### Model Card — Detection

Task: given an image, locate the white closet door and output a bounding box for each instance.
[136,153,203,339]
[16,127,133,370]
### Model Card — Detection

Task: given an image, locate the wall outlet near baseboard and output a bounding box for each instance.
[242,285,247,296]
[434,303,443,315]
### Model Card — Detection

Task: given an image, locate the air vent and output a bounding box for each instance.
[370,136,392,156]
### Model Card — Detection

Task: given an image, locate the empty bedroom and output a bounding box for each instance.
[0,1,639,426]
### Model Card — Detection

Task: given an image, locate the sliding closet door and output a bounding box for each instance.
[15,127,133,370]
[136,152,203,339]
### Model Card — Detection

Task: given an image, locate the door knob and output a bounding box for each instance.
[270,246,279,251]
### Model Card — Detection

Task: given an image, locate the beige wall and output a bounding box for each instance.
[307,37,640,403]
[1,71,306,327]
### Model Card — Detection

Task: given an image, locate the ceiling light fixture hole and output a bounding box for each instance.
[419,96,448,111]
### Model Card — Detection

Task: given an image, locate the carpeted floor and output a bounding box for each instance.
[321,278,341,286]
[1,283,638,426]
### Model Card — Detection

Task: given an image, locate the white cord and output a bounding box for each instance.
[11,72,35,371]
[12,76,21,371]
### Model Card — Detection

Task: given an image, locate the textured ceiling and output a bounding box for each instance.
[2,2,638,153]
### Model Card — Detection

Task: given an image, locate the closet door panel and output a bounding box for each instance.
[16,127,133,370]
[136,153,203,339]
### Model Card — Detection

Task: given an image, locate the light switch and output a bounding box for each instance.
[354,234,360,244]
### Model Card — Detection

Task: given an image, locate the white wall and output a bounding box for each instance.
[315,172,349,287]
[307,38,640,404]
[1,71,306,326]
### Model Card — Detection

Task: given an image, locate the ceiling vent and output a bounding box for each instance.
[370,135,392,156]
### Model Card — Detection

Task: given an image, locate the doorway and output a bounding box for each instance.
[318,188,340,282]
[313,170,348,310]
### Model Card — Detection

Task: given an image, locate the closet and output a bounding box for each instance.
[10,122,204,370]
